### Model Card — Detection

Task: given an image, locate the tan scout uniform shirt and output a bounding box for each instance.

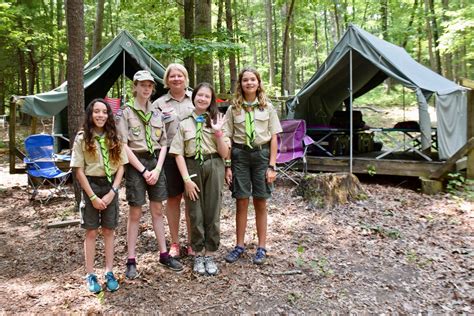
[152,90,194,147]
[115,100,167,152]
[70,131,129,176]
[169,112,231,157]
[224,101,282,145]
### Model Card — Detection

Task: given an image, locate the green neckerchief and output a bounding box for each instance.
[194,113,207,164]
[243,99,259,148]
[128,102,154,154]
[95,135,112,183]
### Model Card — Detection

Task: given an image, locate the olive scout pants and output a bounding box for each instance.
[185,154,224,252]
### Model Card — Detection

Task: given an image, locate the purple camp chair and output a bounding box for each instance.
[276,119,314,185]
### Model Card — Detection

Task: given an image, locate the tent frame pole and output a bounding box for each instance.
[349,49,353,174]
[122,50,126,104]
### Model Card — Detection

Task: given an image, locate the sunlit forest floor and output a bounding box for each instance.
[0,105,471,313]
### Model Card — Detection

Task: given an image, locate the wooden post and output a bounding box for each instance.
[8,97,17,174]
[460,78,474,179]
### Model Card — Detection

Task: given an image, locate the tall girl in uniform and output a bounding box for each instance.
[70,98,128,293]
[152,64,195,258]
[223,67,282,265]
[115,70,183,279]
[169,82,230,275]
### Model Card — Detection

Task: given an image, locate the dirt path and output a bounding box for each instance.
[0,174,472,313]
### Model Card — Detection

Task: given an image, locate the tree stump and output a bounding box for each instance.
[295,172,366,208]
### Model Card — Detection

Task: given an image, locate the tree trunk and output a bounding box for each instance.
[248,3,257,66]
[423,0,436,71]
[289,24,296,95]
[281,0,296,95]
[194,0,213,85]
[57,0,65,84]
[379,0,388,39]
[428,0,442,74]
[225,0,237,92]
[18,49,28,95]
[333,1,341,40]
[66,0,85,209]
[217,0,225,93]
[314,13,320,69]
[323,9,330,55]
[184,0,195,88]
[272,3,279,76]
[265,0,275,87]
[441,0,452,79]
[401,0,418,49]
[91,0,105,58]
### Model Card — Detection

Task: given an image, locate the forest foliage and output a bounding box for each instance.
[0,0,473,114]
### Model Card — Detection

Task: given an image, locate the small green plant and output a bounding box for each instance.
[309,256,334,277]
[287,292,300,305]
[296,245,305,267]
[406,249,418,263]
[446,172,474,201]
[367,164,376,176]
[359,222,401,239]
[0,140,6,149]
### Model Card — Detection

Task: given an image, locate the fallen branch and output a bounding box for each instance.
[47,219,80,228]
[262,270,303,276]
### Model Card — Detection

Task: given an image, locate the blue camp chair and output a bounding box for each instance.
[24,134,71,202]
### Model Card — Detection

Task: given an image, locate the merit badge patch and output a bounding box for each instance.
[131,126,141,136]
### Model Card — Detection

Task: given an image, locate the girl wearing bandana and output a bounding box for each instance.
[115,70,183,279]
[71,98,128,293]
[223,67,282,265]
[169,82,230,275]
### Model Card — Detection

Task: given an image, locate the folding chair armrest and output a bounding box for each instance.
[303,135,315,146]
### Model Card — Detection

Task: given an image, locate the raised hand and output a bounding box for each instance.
[211,113,227,132]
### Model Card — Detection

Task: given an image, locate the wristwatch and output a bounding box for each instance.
[268,164,277,171]
[111,186,119,194]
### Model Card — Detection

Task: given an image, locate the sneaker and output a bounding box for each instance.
[159,255,184,271]
[224,245,245,263]
[86,273,102,293]
[204,256,218,275]
[187,245,196,257]
[104,271,120,292]
[125,260,138,279]
[169,243,180,258]
[253,247,267,265]
[193,256,206,275]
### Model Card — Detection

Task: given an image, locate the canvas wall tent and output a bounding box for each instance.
[20,30,167,118]
[287,24,467,160]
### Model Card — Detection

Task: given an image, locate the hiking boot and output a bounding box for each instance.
[104,271,119,292]
[204,256,218,276]
[253,247,267,265]
[224,245,245,263]
[125,260,138,279]
[193,256,206,275]
[169,243,180,258]
[86,273,102,293]
[159,255,184,271]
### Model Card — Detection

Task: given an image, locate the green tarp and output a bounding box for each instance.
[21,30,167,117]
[287,24,467,160]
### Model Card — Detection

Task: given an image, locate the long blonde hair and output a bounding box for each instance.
[232,67,268,112]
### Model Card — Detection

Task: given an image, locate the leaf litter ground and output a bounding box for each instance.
[0,173,472,314]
